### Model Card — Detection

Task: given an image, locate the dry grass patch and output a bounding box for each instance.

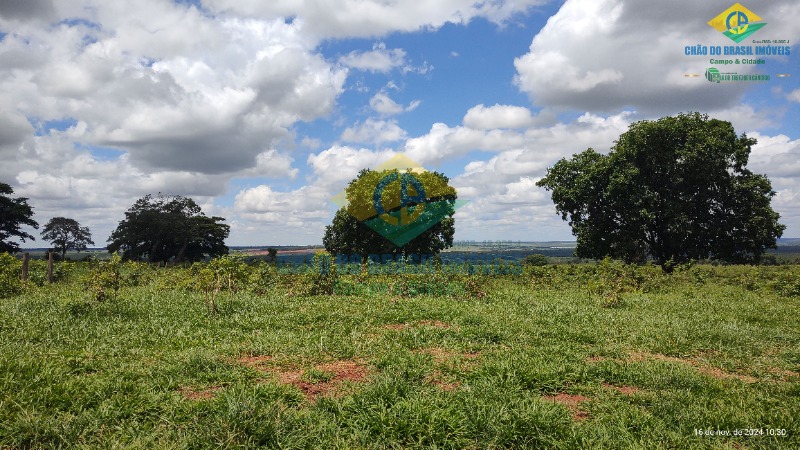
[541,393,591,421]
[626,351,758,384]
[237,354,273,367]
[244,358,370,402]
[418,320,452,329]
[424,369,461,391]
[585,355,607,363]
[178,385,223,401]
[602,383,642,395]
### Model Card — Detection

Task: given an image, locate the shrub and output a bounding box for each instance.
[522,253,549,266]
[84,253,123,301]
[0,252,22,298]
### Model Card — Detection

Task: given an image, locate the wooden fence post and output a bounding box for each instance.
[47,252,54,284]
[22,252,30,281]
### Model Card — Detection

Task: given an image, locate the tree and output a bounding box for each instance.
[41,217,95,259]
[324,168,457,261]
[536,112,785,270]
[0,182,38,253]
[107,194,230,263]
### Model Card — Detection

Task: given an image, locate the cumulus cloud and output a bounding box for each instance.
[748,132,800,178]
[339,42,406,73]
[307,145,396,188]
[463,104,535,129]
[514,0,800,113]
[202,0,546,38]
[369,92,420,116]
[340,118,408,145]
[789,89,800,103]
[1,2,347,176]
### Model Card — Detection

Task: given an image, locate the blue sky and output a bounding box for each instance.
[1,0,799,246]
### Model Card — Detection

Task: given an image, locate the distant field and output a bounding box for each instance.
[19,240,800,264]
[0,261,798,448]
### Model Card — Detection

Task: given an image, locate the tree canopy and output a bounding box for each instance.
[41,217,95,259]
[107,194,229,263]
[324,168,457,261]
[536,112,785,270]
[0,182,38,253]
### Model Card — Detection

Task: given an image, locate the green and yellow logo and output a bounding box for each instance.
[331,154,467,247]
[708,3,766,43]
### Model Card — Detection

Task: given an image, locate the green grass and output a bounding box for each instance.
[1,265,799,449]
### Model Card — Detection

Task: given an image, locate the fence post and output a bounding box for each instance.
[22,252,30,281]
[47,252,54,284]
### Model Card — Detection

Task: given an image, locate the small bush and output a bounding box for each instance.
[84,254,123,301]
[522,253,549,266]
[0,252,22,298]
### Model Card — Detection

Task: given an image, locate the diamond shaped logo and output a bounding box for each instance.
[708,3,766,43]
[331,154,467,247]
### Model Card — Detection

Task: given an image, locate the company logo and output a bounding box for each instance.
[708,3,766,43]
[331,154,467,247]
[704,67,770,83]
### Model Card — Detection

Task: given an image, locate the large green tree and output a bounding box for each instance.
[536,112,785,270]
[41,217,95,259]
[107,194,229,263]
[0,182,38,253]
[324,168,456,261]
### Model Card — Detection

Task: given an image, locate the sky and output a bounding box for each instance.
[1,0,799,247]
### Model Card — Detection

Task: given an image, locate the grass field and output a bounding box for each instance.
[1,261,799,449]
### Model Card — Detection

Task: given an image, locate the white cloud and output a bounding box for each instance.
[1,4,347,176]
[234,185,329,221]
[464,104,535,129]
[202,0,546,38]
[339,42,406,73]
[369,92,420,116]
[789,89,800,103]
[307,145,396,188]
[749,132,800,178]
[340,118,408,145]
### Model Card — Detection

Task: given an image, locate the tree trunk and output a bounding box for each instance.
[174,238,189,265]
[21,253,29,281]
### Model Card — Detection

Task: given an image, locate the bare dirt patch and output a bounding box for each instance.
[768,367,800,380]
[382,323,409,331]
[697,367,757,384]
[262,360,370,402]
[317,360,370,383]
[542,393,590,421]
[625,351,757,384]
[178,385,222,400]
[425,369,461,391]
[418,320,452,329]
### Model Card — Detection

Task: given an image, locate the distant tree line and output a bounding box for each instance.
[0,183,229,262]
